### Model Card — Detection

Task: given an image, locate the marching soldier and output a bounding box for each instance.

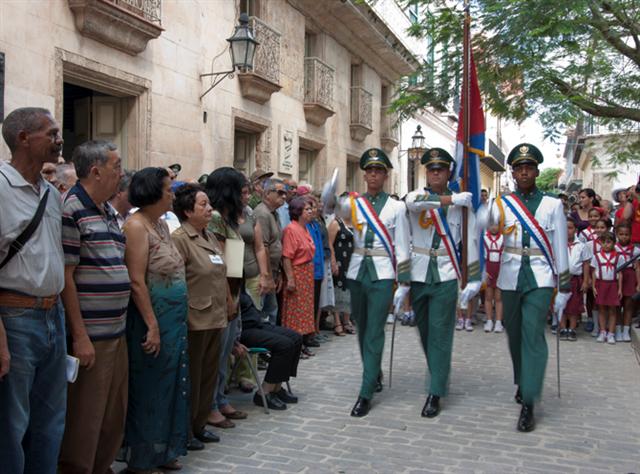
[405,148,481,418]
[489,143,570,432]
[345,148,411,417]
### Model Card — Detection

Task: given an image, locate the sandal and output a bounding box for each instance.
[334,323,346,336]
[302,346,315,357]
[344,322,356,334]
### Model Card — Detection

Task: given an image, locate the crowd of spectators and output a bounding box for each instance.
[0,107,353,474]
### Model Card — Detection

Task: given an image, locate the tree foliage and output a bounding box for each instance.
[392,0,640,160]
[537,167,563,191]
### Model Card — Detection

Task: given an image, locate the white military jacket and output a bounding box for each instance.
[346,192,411,282]
[405,188,481,283]
[488,189,570,291]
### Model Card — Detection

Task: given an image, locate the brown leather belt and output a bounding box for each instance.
[0,291,58,310]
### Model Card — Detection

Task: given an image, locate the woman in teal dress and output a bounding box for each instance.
[122,167,189,472]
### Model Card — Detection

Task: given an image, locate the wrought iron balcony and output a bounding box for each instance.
[303,57,335,126]
[350,86,373,141]
[237,17,282,104]
[68,0,163,55]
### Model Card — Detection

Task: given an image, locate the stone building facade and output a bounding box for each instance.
[0,0,417,192]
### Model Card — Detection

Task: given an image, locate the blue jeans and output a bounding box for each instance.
[211,317,240,411]
[0,301,67,474]
[261,292,278,325]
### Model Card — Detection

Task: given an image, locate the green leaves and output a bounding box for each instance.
[393,0,640,163]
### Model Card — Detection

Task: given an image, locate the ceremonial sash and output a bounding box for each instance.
[429,208,462,279]
[501,194,556,274]
[352,193,396,268]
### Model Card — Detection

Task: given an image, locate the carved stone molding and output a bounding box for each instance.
[350,124,373,142]
[237,73,282,105]
[250,17,281,85]
[304,57,335,126]
[68,0,163,56]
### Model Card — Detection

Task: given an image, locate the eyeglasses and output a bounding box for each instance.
[276,190,287,196]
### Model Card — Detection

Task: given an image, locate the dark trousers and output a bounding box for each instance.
[240,325,302,384]
[188,328,223,434]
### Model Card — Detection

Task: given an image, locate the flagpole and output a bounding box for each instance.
[461,0,471,288]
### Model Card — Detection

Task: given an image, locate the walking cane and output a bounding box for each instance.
[389,311,398,388]
[555,308,561,398]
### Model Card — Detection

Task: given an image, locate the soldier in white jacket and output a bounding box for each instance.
[488,143,570,432]
[405,148,481,418]
[346,148,411,418]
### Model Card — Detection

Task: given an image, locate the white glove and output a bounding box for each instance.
[459,281,482,309]
[553,292,571,316]
[451,192,473,208]
[393,285,410,315]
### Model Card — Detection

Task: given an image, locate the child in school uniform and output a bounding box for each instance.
[579,208,602,243]
[591,231,623,344]
[614,223,639,342]
[483,224,504,333]
[585,217,612,336]
[561,218,591,341]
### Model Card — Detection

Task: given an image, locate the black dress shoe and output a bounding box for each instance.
[421,394,440,418]
[253,391,287,410]
[194,429,220,443]
[186,438,205,451]
[275,387,298,404]
[514,388,523,405]
[350,396,371,417]
[517,404,535,432]
[375,372,384,393]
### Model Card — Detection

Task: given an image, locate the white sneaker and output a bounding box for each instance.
[465,319,474,332]
[607,332,616,344]
[386,313,394,324]
[615,326,623,341]
[484,320,493,333]
[622,329,632,342]
[591,328,600,337]
[596,331,606,343]
[455,318,464,331]
[494,320,504,333]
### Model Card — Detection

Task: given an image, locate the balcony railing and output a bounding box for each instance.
[250,16,281,85]
[350,86,372,129]
[104,0,161,24]
[381,105,399,141]
[304,57,334,110]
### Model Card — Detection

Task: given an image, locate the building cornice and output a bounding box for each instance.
[287,0,418,82]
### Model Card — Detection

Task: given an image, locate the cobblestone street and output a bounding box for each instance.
[176,321,640,474]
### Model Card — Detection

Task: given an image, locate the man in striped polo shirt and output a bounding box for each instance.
[59,141,131,474]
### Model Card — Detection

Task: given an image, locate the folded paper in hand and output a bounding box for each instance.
[66,355,79,383]
[224,239,245,278]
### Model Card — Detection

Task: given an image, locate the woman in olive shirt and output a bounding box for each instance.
[172,184,235,450]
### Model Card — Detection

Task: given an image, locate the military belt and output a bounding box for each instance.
[412,246,448,257]
[504,246,544,257]
[353,248,389,257]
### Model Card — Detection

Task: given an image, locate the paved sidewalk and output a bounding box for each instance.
[175,321,640,473]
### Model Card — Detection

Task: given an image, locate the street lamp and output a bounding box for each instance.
[408,125,426,161]
[200,13,260,99]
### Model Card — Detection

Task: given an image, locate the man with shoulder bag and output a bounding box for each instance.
[0,107,67,474]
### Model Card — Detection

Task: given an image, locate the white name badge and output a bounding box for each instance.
[209,254,224,265]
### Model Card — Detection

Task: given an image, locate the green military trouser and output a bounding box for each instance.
[410,279,458,397]
[501,287,554,405]
[348,271,394,400]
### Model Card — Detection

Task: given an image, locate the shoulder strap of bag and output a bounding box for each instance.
[0,187,50,270]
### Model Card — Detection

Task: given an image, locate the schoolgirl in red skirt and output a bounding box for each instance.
[590,231,622,344]
[614,223,639,342]
[561,218,590,341]
[585,218,611,336]
[483,224,503,333]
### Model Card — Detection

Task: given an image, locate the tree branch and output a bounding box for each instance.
[549,76,640,121]
[600,0,640,37]
[589,3,640,67]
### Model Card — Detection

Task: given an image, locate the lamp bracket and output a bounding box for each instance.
[200,69,235,99]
